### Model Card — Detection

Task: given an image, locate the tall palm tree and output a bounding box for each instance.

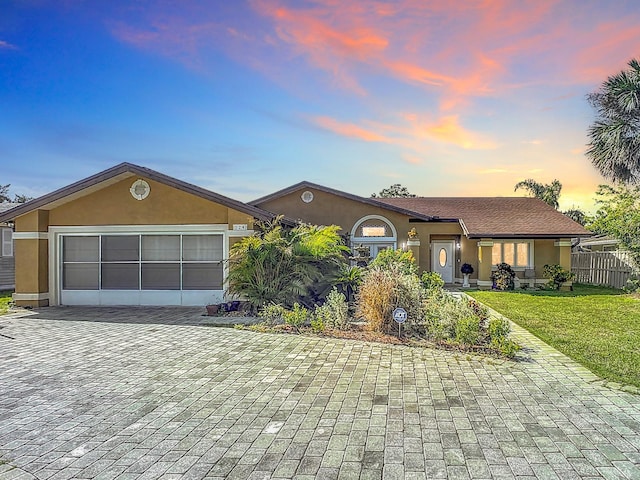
[586,58,640,185]
[514,179,562,209]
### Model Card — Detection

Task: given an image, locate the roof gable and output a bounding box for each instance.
[0,163,273,222]
[251,181,434,222]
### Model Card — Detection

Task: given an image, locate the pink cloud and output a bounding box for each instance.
[312,116,389,142]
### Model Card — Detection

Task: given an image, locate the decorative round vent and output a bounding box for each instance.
[130,179,150,200]
[301,191,314,203]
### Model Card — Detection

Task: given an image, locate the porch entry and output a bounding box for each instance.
[431,240,455,283]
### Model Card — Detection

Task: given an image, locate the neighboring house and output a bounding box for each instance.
[0,163,273,307]
[0,164,592,308]
[251,181,591,288]
[574,234,619,252]
[0,202,19,291]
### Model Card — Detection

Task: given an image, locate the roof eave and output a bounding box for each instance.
[0,163,273,223]
[467,232,593,239]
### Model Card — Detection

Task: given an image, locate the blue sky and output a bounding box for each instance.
[2,0,640,211]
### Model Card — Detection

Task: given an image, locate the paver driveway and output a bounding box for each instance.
[0,307,639,480]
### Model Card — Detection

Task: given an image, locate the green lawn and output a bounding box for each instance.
[0,291,12,315]
[469,285,640,389]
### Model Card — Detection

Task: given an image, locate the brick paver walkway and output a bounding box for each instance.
[0,307,638,479]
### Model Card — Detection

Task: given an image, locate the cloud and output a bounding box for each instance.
[0,40,17,50]
[312,116,389,142]
[522,140,543,145]
[479,168,508,174]
[310,112,498,153]
[414,115,498,150]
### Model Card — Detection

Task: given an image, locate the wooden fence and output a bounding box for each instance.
[571,251,636,289]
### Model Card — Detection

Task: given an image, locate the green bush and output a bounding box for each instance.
[283,303,308,331]
[422,290,474,341]
[421,271,445,291]
[491,263,515,290]
[258,303,286,325]
[310,315,325,333]
[624,275,640,293]
[543,264,576,290]
[455,315,480,345]
[316,288,350,330]
[369,248,418,276]
[227,219,348,309]
[488,316,511,341]
[487,316,520,357]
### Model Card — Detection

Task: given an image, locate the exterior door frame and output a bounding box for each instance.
[431,240,455,283]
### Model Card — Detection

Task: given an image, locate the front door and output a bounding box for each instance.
[432,241,455,283]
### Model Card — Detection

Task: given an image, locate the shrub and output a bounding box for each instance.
[227,219,348,309]
[467,299,489,322]
[310,315,325,333]
[455,315,480,345]
[461,263,474,274]
[421,271,445,291]
[258,303,286,325]
[488,316,511,341]
[335,265,363,304]
[492,263,515,290]
[543,264,576,290]
[356,265,424,334]
[283,303,308,331]
[321,288,350,330]
[369,248,418,276]
[624,275,640,293]
[488,316,520,357]
[422,290,473,341]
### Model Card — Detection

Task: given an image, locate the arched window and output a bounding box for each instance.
[350,215,397,263]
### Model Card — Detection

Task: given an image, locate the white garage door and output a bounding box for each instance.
[60,233,224,306]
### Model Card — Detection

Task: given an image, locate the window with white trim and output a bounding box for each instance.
[491,241,532,267]
[1,228,13,257]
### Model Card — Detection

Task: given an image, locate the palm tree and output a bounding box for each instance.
[514,179,562,209]
[586,58,640,185]
[227,219,348,310]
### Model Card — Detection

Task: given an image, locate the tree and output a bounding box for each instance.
[586,58,640,185]
[13,194,33,203]
[0,184,33,203]
[0,184,10,203]
[227,218,348,310]
[514,179,562,209]
[562,208,588,225]
[587,184,640,264]
[371,184,416,198]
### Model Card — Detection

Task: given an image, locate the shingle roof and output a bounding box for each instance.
[377,197,591,238]
[0,202,20,213]
[0,163,274,223]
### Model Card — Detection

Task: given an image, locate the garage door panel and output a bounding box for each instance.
[60,232,225,306]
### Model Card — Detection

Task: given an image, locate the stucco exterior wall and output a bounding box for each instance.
[12,177,255,307]
[256,187,465,275]
[47,179,237,227]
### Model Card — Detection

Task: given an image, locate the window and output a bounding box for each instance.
[2,228,13,257]
[492,241,531,267]
[361,226,386,237]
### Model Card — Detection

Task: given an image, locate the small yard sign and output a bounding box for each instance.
[392,307,407,323]
[392,307,407,338]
